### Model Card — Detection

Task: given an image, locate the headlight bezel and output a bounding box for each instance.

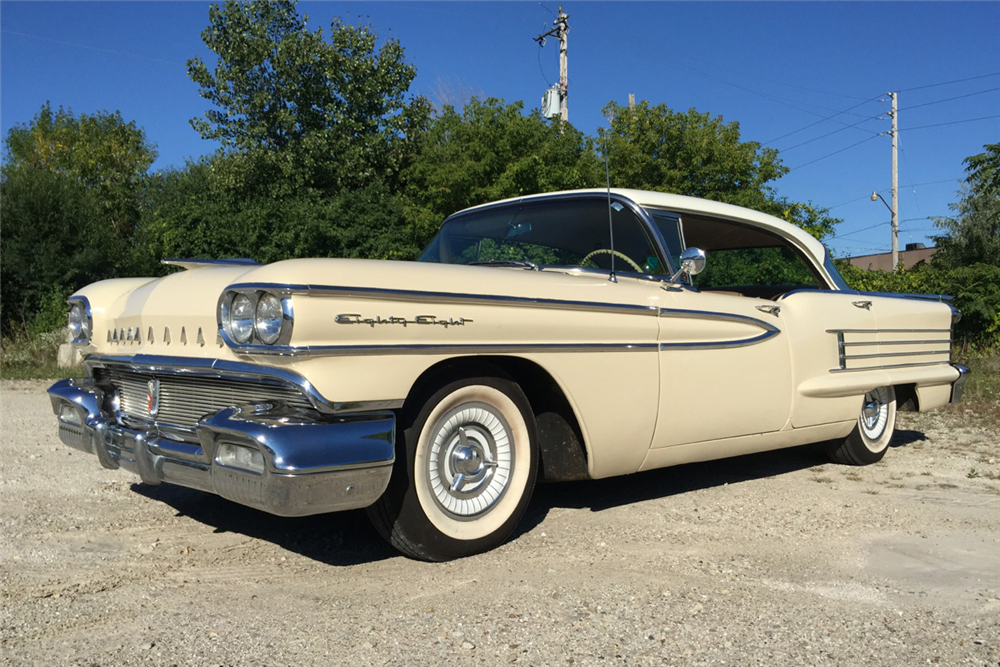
[218,289,293,348]
[67,297,93,345]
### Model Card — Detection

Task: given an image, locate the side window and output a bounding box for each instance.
[692,246,819,290]
[676,214,823,297]
[649,211,684,274]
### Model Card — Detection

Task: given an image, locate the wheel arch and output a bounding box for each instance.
[401,356,591,482]
[894,383,919,412]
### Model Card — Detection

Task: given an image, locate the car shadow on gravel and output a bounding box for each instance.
[130,483,398,566]
[515,439,885,539]
[890,428,927,448]
[130,434,926,564]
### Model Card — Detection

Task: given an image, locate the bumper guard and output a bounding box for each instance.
[48,378,395,517]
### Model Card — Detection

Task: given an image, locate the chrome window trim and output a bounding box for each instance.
[822,252,852,291]
[640,209,836,291]
[434,191,678,278]
[82,354,402,415]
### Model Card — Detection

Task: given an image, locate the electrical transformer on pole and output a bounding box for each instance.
[535,6,570,122]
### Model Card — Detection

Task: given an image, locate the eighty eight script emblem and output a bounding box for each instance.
[334,314,473,328]
[146,378,161,418]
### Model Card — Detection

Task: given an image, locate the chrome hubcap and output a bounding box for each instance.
[427,403,513,518]
[860,387,889,441]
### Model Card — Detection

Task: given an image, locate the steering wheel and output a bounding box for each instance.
[580,249,644,273]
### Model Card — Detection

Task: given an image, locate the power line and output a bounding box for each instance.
[831,216,945,240]
[900,86,1000,112]
[764,97,881,145]
[778,114,882,152]
[788,135,881,172]
[827,180,958,210]
[898,72,1000,93]
[671,54,871,102]
[906,114,1000,131]
[676,63,877,124]
[1,29,174,65]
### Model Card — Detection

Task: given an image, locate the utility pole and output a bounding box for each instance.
[535,6,570,122]
[889,91,899,272]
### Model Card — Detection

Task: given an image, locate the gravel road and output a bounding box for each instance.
[2,379,998,666]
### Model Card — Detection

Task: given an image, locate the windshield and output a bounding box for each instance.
[418,197,669,276]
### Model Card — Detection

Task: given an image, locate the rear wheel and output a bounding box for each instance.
[367,377,538,561]
[828,386,897,465]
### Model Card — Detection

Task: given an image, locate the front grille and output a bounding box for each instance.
[96,368,315,430]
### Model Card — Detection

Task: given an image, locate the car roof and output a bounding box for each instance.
[451,188,828,263]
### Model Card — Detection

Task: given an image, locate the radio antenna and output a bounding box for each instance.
[602,118,617,283]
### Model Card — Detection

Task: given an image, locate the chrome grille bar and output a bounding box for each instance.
[98,369,314,430]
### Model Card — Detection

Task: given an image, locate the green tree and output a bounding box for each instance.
[1,104,157,334]
[141,159,418,264]
[0,168,110,333]
[188,0,429,195]
[404,97,602,246]
[932,142,1000,267]
[3,102,156,240]
[598,100,839,239]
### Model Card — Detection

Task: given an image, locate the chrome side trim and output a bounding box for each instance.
[658,308,781,349]
[82,355,403,415]
[840,350,951,361]
[840,339,952,347]
[826,328,951,334]
[830,360,955,373]
[783,286,955,304]
[227,282,661,317]
[829,328,953,372]
[223,342,659,357]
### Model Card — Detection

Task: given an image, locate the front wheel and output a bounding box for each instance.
[828,385,897,465]
[367,377,538,561]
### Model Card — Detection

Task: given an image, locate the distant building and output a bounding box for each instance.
[847,243,936,272]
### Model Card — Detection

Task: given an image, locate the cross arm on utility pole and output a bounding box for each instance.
[534,5,570,123]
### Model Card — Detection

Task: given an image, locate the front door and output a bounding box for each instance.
[650,288,793,449]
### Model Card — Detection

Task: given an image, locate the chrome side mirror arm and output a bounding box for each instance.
[666,247,707,285]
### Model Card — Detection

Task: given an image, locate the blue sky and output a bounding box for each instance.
[2,1,998,257]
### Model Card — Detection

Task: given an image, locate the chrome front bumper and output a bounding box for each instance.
[48,378,395,517]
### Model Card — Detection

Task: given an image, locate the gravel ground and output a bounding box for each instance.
[2,379,998,666]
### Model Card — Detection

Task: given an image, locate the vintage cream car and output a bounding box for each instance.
[49,189,969,561]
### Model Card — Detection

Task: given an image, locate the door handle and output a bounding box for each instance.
[756,305,780,316]
[852,300,873,310]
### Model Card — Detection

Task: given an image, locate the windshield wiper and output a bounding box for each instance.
[469,259,539,270]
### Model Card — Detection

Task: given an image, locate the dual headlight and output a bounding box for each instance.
[219,291,292,347]
[67,298,92,345]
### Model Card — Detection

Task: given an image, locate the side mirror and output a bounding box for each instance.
[668,247,706,283]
